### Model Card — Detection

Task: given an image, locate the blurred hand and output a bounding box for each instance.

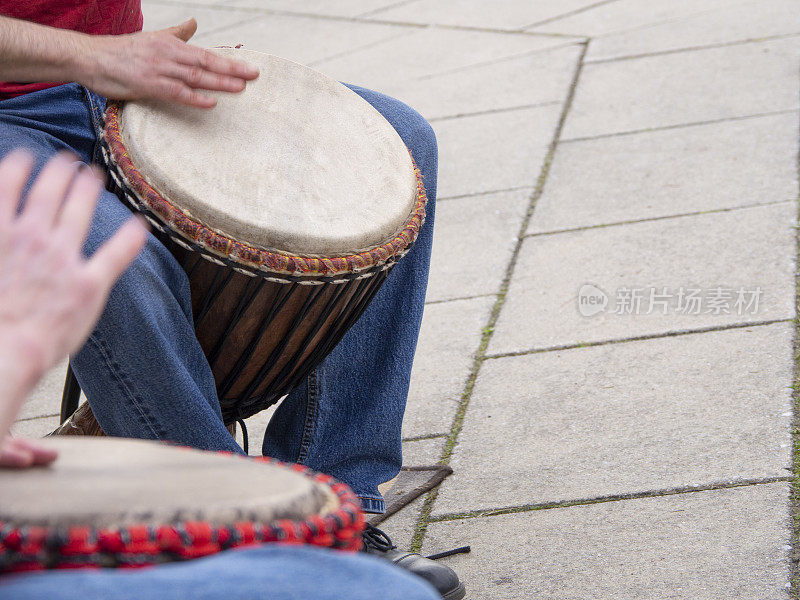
[0,438,58,469]
[0,150,148,464]
[79,18,259,108]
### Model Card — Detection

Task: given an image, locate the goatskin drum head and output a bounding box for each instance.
[117,49,419,256]
[0,438,337,528]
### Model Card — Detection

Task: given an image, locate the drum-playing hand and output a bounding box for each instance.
[79,18,260,108]
[0,151,148,456]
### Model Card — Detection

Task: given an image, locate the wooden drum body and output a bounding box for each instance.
[99,49,427,424]
[0,438,363,572]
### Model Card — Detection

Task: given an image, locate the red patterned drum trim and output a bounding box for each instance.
[0,456,364,573]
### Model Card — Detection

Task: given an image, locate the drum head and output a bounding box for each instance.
[117,49,419,257]
[0,438,338,528]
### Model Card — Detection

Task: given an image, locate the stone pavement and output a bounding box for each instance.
[12,1,800,598]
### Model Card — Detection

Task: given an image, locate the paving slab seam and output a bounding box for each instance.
[306,29,418,68]
[408,40,589,554]
[584,32,800,65]
[561,108,800,144]
[145,0,584,38]
[12,412,59,423]
[425,294,496,306]
[438,186,533,202]
[524,199,797,239]
[788,100,800,599]
[429,476,792,523]
[428,101,562,123]
[521,0,622,30]
[484,318,793,360]
[403,433,449,443]
[355,0,418,19]
[415,41,588,82]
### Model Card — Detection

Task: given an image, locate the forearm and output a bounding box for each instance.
[0,15,90,84]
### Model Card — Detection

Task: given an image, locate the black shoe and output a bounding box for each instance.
[361,524,466,600]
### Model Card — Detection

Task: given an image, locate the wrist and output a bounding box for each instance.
[0,333,46,395]
[63,32,100,87]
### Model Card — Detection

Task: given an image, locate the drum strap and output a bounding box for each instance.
[237,418,249,454]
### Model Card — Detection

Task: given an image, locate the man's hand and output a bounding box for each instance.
[0,438,58,469]
[78,19,259,108]
[0,150,148,451]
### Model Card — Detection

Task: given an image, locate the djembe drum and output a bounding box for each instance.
[0,438,363,572]
[57,48,427,432]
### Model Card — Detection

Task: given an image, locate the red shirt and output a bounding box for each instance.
[0,0,143,99]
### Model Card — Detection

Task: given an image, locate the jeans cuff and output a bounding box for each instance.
[360,496,386,515]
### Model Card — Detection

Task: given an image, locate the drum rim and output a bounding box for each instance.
[0,454,364,572]
[102,102,428,280]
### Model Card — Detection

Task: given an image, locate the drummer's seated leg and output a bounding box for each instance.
[0,546,440,600]
[264,88,437,509]
[68,188,244,453]
[0,83,240,453]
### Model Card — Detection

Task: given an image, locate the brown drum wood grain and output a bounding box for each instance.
[173,245,389,423]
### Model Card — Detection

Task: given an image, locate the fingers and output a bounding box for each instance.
[10,438,58,465]
[19,152,78,228]
[0,439,33,468]
[85,216,148,288]
[152,77,217,108]
[149,43,260,106]
[0,149,34,225]
[0,438,57,469]
[56,164,105,248]
[180,45,259,81]
[165,18,198,42]
[160,62,246,94]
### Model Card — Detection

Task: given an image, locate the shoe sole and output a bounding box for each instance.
[442,582,466,600]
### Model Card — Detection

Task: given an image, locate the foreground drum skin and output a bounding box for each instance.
[0,438,363,572]
[64,48,427,429]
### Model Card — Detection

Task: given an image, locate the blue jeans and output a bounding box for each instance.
[0,545,439,599]
[0,83,437,514]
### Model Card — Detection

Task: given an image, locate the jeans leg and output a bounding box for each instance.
[263,87,438,512]
[0,546,440,600]
[70,187,242,453]
[0,83,240,453]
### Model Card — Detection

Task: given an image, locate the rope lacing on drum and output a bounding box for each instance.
[362,524,471,560]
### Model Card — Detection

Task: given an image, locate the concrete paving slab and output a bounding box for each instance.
[373,43,581,121]
[529,111,800,233]
[375,494,425,551]
[530,0,747,37]
[435,103,561,198]
[11,416,60,439]
[404,296,493,439]
[192,12,405,64]
[18,359,68,421]
[143,0,238,5]
[428,189,530,303]
[586,1,800,62]
[424,483,791,600]
[435,323,793,514]
[313,27,570,91]
[366,0,603,31]
[562,37,800,140]
[141,2,249,33]
[227,0,405,18]
[490,202,796,355]
[375,437,445,550]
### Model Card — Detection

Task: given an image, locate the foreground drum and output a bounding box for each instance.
[0,438,363,572]
[88,48,428,426]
